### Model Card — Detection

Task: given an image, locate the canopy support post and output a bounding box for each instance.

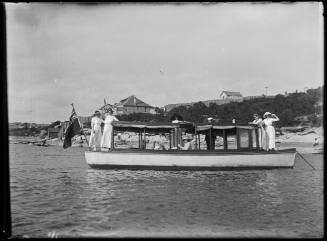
[140,131,143,149]
[236,128,240,150]
[111,128,115,150]
[255,128,260,151]
[223,129,228,150]
[194,126,197,150]
[143,129,146,150]
[248,129,253,149]
[169,131,172,149]
[209,128,213,151]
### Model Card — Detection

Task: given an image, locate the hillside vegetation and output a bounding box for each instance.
[9,86,323,137]
[118,86,323,127]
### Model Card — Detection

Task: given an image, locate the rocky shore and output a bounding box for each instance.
[10,125,323,154]
[276,126,323,154]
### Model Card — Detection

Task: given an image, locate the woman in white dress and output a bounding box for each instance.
[101,108,119,150]
[249,113,264,149]
[262,112,279,151]
[89,110,103,151]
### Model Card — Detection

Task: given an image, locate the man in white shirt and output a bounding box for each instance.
[178,136,195,150]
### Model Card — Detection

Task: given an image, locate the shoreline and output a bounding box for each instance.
[9,139,323,155]
[9,126,324,154]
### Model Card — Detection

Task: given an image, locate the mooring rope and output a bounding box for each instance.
[296,151,316,170]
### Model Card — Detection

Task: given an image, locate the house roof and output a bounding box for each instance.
[220,91,243,97]
[116,95,153,108]
[99,103,114,110]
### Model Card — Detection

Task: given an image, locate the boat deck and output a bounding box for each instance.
[87,148,297,156]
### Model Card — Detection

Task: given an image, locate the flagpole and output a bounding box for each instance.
[71,103,89,146]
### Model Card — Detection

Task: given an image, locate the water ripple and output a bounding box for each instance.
[9,144,323,238]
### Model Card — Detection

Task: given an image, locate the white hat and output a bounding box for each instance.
[208,117,213,121]
[263,112,271,118]
[104,107,113,113]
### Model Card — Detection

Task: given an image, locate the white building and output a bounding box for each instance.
[219,91,243,101]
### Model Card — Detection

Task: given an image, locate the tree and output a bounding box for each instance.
[113,86,322,127]
[278,108,295,126]
[154,107,164,115]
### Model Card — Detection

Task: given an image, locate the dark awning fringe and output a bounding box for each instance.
[112,121,257,134]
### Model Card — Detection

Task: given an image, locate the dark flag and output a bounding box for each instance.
[63,106,82,149]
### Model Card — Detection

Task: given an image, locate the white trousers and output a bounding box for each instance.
[89,130,102,149]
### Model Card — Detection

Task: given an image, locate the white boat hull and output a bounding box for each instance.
[85,149,297,170]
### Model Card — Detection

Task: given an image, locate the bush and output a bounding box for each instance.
[112,86,323,127]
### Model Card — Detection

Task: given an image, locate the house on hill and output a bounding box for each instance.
[163,90,277,112]
[114,95,155,115]
[219,91,243,101]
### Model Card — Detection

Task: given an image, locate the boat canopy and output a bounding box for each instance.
[110,121,260,151]
[112,121,194,133]
[112,121,257,134]
[191,124,257,135]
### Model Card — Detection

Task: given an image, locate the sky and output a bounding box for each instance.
[6,2,324,123]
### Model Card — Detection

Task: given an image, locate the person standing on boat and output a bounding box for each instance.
[262,112,279,151]
[205,117,215,150]
[89,110,103,151]
[249,113,264,149]
[178,136,195,150]
[153,140,167,150]
[171,116,182,148]
[101,108,119,150]
[172,117,181,124]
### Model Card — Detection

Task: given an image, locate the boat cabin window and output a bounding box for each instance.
[215,136,224,150]
[196,134,206,150]
[111,122,259,151]
[112,131,140,149]
[211,130,225,150]
[239,128,250,149]
[227,135,237,150]
[202,126,258,151]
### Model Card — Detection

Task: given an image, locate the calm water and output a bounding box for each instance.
[9,144,323,238]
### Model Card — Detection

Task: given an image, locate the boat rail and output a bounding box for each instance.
[88,147,296,155]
